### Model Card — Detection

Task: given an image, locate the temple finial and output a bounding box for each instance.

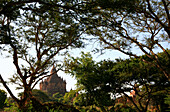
[50,64,57,74]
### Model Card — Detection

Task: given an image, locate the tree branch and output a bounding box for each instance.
[146,0,170,37]
[123,92,142,112]
[0,74,19,103]
[162,0,170,26]
[31,72,49,89]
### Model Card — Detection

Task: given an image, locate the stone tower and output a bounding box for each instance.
[39,66,66,96]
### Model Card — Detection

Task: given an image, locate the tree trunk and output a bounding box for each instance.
[17,87,33,111]
[17,100,28,112]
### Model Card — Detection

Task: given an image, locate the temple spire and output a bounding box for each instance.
[50,64,57,74]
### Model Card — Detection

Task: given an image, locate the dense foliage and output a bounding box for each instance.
[65,50,170,112]
[0,89,7,109]
[0,0,87,110]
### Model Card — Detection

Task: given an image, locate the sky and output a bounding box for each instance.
[0,37,130,97]
[0,37,169,97]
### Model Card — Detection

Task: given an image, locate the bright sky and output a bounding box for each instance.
[0,37,169,97]
[0,37,129,97]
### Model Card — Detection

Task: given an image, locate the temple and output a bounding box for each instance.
[39,66,66,96]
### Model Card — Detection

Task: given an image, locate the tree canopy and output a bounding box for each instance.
[81,0,170,79]
[0,0,88,110]
[64,50,170,111]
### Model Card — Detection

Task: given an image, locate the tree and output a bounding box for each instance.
[82,0,170,80]
[64,51,170,112]
[0,89,7,109]
[0,0,87,110]
[32,89,50,103]
[164,95,170,111]
[18,89,51,103]
[65,52,117,112]
[62,89,77,105]
[52,92,64,103]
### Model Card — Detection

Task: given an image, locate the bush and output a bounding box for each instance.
[0,89,7,109]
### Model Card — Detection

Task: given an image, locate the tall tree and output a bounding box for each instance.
[0,0,87,110]
[83,0,170,80]
[65,52,115,112]
[64,51,170,112]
